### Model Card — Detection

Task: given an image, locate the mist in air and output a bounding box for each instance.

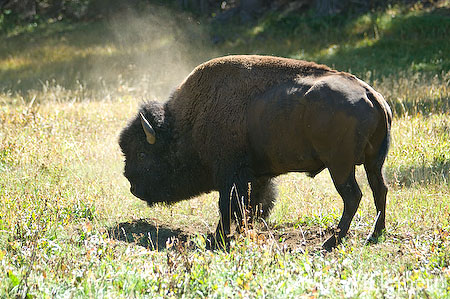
[91,4,217,101]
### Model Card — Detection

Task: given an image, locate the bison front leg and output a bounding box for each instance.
[215,188,232,248]
[323,167,362,251]
[215,167,255,248]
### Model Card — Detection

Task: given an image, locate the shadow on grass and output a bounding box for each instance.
[108,219,192,250]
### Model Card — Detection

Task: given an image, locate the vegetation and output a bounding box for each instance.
[1,1,449,297]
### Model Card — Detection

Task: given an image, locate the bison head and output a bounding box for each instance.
[119,102,177,205]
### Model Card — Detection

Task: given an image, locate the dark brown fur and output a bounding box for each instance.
[119,55,392,250]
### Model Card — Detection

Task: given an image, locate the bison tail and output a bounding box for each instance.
[367,91,392,168]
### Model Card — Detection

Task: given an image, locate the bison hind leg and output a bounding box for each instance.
[364,156,388,242]
[323,166,362,251]
[250,178,277,219]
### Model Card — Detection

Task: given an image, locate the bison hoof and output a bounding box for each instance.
[365,230,386,245]
[322,236,338,252]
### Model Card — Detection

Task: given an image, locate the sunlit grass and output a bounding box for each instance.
[0,1,449,297]
[1,98,449,296]
[387,115,450,187]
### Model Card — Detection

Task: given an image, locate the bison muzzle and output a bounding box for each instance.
[119,55,392,251]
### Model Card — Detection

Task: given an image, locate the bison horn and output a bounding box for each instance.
[139,113,156,144]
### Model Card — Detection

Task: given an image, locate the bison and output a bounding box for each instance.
[119,55,392,250]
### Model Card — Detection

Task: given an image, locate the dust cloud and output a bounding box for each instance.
[93,5,217,102]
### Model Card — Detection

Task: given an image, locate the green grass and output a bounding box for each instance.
[1,1,450,297]
[1,102,449,297]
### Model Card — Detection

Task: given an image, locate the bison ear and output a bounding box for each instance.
[140,113,156,144]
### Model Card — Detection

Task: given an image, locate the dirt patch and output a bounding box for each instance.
[259,225,334,252]
[107,218,347,252]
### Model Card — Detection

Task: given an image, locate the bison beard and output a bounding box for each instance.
[119,55,392,251]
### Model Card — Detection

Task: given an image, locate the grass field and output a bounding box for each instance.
[1,1,450,297]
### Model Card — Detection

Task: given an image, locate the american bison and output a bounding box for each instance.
[119,55,392,250]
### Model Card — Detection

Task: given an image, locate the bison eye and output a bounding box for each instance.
[138,152,146,160]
